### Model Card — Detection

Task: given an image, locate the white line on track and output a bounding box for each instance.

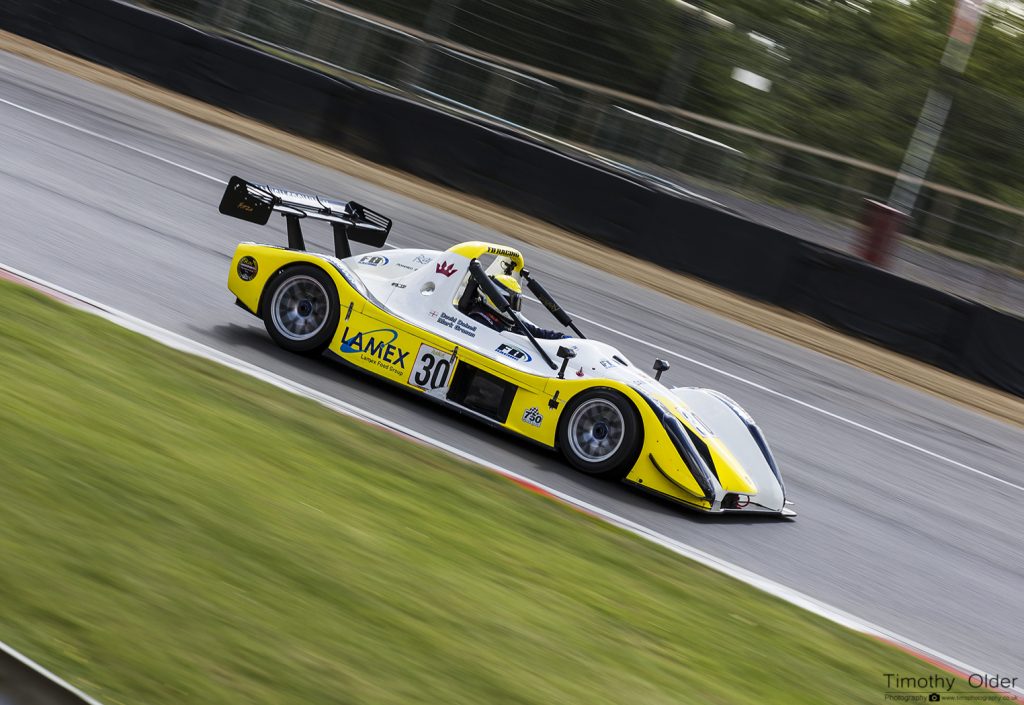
[3,260,1020,698]
[0,96,222,182]
[565,309,1024,493]
[1,94,1020,497]
[0,640,105,705]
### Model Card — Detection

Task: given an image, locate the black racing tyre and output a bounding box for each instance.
[262,264,340,355]
[557,388,642,480]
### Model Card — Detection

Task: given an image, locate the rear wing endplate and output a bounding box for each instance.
[218,175,392,258]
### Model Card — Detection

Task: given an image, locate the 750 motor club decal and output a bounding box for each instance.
[521,407,543,427]
[339,326,409,371]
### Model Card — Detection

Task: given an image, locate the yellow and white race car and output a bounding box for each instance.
[220,177,794,517]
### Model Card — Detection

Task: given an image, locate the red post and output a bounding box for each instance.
[857,199,905,268]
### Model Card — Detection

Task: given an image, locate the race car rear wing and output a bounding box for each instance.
[218,175,392,258]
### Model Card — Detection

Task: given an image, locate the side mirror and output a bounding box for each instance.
[557,346,577,379]
[653,358,670,382]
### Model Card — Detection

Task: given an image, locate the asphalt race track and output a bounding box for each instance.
[2,52,1023,678]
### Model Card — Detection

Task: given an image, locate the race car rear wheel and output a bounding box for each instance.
[263,264,339,354]
[558,388,642,480]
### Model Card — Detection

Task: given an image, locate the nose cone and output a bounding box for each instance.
[670,388,786,513]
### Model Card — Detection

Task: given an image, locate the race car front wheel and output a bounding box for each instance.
[263,264,339,354]
[557,388,642,480]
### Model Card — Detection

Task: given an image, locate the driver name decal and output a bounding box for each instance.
[437,312,478,338]
[339,327,409,370]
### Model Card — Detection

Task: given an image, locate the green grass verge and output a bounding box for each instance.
[0,279,960,704]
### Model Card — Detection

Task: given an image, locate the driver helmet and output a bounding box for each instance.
[482,274,522,321]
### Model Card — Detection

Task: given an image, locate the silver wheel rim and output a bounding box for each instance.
[567,398,625,463]
[270,275,330,341]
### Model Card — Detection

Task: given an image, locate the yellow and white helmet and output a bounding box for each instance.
[483,273,523,319]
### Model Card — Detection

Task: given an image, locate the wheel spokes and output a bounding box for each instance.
[568,399,625,462]
[271,276,330,341]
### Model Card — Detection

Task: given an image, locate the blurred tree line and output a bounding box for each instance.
[340,0,1024,208]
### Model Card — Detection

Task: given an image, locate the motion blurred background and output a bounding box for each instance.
[3,3,1024,702]
[131,0,1024,309]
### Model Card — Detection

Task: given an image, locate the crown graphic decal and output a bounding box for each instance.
[435,260,457,277]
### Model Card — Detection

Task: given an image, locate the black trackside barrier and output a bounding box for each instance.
[6,0,1024,399]
[1,0,352,141]
[961,306,1024,398]
[779,244,976,371]
[650,198,803,303]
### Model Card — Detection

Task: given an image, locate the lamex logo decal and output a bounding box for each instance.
[339,327,409,369]
[496,343,532,362]
[358,254,389,267]
[413,254,433,265]
[436,261,458,277]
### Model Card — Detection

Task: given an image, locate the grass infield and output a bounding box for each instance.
[0,280,962,704]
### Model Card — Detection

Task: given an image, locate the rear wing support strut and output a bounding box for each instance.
[286,215,305,251]
[332,223,353,259]
[283,216,353,258]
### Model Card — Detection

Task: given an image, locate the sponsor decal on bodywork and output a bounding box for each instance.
[522,407,543,427]
[237,256,258,281]
[437,312,478,338]
[487,246,520,259]
[358,254,389,267]
[496,343,532,363]
[435,261,458,277]
[413,254,433,265]
[678,407,714,437]
[339,326,409,370]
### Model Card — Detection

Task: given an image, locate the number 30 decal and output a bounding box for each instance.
[409,344,453,390]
